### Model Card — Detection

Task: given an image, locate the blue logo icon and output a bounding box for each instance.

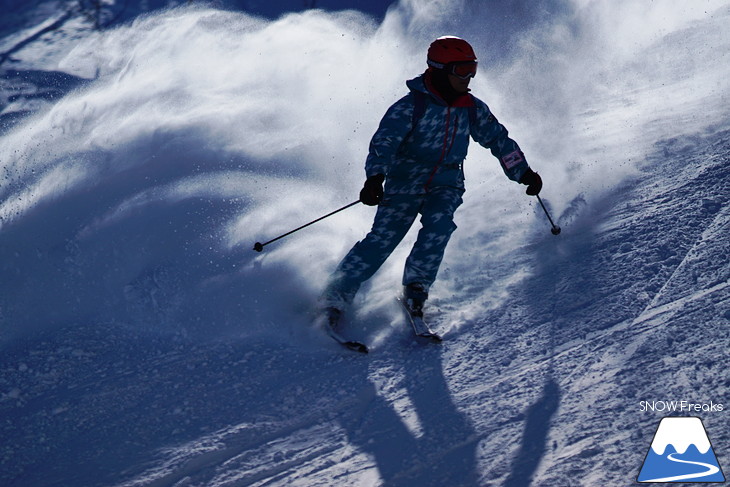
[638,417,725,483]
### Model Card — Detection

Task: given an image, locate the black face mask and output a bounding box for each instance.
[428,69,462,105]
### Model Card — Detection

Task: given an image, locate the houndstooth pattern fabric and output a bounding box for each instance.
[365,74,529,195]
[321,187,463,308]
[322,73,533,308]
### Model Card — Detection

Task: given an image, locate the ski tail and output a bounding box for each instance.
[320,307,369,353]
[396,296,442,343]
[325,326,369,353]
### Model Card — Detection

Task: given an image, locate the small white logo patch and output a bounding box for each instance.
[501,150,524,169]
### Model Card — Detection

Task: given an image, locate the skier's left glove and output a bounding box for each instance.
[519,168,542,196]
[360,174,385,206]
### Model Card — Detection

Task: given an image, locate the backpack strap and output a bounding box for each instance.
[411,90,428,130]
[467,94,477,128]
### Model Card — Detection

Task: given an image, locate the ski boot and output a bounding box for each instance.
[401,283,441,342]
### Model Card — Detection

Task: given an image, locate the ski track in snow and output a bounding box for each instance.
[1,1,730,486]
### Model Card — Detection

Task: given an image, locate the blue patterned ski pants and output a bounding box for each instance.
[322,186,464,307]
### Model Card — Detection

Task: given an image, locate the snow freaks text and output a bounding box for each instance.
[639,401,724,413]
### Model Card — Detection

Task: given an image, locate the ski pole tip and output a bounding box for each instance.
[551,226,561,235]
[253,242,264,252]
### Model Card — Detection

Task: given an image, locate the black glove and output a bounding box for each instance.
[519,168,542,196]
[360,174,385,206]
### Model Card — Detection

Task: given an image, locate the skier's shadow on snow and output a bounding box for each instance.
[338,345,479,487]
[503,374,561,487]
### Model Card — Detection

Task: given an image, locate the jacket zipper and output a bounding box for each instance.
[424,107,458,191]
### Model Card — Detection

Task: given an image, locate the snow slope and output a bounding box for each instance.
[1,1,729,486]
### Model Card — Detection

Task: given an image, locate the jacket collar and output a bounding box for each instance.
[406,72,473,107]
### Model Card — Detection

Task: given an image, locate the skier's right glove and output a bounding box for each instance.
[360,174,385,206]
[519,168,542,196]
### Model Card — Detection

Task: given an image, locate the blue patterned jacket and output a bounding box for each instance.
[365,73,530,195]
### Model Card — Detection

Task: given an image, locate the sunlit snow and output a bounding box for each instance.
[1,1,728,486]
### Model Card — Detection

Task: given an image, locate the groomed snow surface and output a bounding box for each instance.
[1,1,729,486]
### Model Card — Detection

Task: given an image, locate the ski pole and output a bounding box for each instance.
[536,195,561,235]
[253,200,361,252]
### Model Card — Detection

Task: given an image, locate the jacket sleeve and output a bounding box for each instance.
[364,94,414,178]
[469,97,529,182]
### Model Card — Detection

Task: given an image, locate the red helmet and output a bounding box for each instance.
[427,36,477,68]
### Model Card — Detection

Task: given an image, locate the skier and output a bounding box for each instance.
[321,36,542,335]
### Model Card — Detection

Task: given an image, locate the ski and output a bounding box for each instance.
[396,297,442,343]
[325,326,369,354]
[320,307,369,354]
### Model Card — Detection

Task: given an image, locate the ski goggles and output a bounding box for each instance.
[449,61,478,79]
[427,58,478,79]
